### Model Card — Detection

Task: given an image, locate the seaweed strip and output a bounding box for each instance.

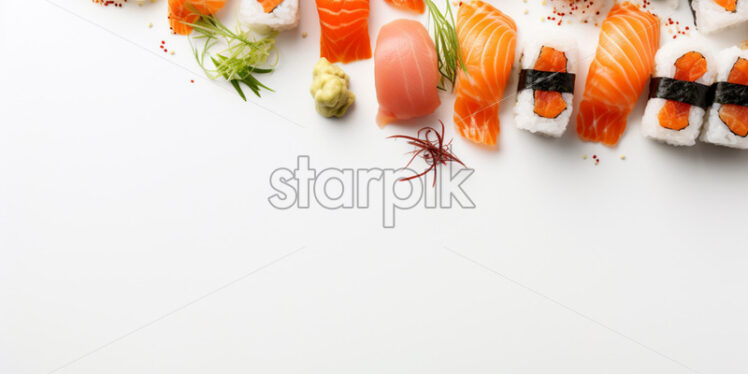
[517,70,575,93]
[712,82,748,107]
[648,77,712,109]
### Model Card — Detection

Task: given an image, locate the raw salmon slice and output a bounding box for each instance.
[168,0,226,35]
[657,52,708,131]
[714,0,737,12]
[719,57,748,137]
[375,19,440,126]
[533,46,568,119]
[315,0,372,64]
[576,2,660,146]
[453,0,517,146]
[258,0,284,13]
[384,0,425,14]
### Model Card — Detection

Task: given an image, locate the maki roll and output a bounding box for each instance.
[690,0,748,34]
[641,38,716,146]
[700,46,748,149]
[239,0,300,33]
[513,38,577,137]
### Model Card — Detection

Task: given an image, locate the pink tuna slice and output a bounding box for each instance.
[374,19,441,127]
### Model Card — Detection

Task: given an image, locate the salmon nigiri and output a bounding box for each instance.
[453,0,517,146]
[168,0,226,35]
[315,0,372,64]
[576,2,660,146]
[375,19,440,126]
[384,0,425,14]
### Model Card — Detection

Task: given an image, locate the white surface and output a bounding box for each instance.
[1,1,748,374]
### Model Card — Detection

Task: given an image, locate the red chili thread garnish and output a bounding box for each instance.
[388,121,465,187]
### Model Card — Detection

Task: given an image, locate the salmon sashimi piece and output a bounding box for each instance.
[188,0,227,14]
[719,57,748,137]
[576,2,660,145]
[533,46,568,119]
[258,0,284,13]
[657,52,708,131]
[375,19,440,126]
[714,0,738,12]
[168,0,226,35]
[383,0,425,14]
[453,0,517,146]
[169,0,199,36]
[315,0,372,64]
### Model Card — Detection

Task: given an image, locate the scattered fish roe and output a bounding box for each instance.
[93,0,157,7]
[92,0,126,7]
[159,40,172,54]
[665,17,690,39]
[546,0,605,26]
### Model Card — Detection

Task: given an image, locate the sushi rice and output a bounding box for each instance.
[700,46,748,149]
[239,0,299,33]
[641,37,716,146]
[690,0,748,34]
[514,37,577,138]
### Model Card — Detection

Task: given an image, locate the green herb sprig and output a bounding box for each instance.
[187,13,278,100]
[425,0,466,91]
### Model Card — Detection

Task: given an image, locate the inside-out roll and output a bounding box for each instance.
[513,37,577,138]
[700,46,748,149]
[641,38,716,146]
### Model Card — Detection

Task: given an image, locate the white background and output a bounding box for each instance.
[1,0,747,373]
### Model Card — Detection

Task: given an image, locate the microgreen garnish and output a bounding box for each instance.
[425,0,466,91]
[389,121,465,187]
[187,13,277,100]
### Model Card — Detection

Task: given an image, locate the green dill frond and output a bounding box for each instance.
[425,0,466,91]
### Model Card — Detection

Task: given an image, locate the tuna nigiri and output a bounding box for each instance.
[168,0,227,35]
[576,2,660,146]
[384,0,425,14]
[375,19,440,126]
[315,0,372,64]
[453,0,517,146]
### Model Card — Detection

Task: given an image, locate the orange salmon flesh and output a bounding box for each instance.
[719,57,748,137]
[533,46,568,119]
[315,0,372,63]
[258,0,283,13]
[168,0,226,35]
[453,0,517,146]
[384,0,425,14]
[576,2,660,146]
[714,0,738,12]
[657,51,708,131]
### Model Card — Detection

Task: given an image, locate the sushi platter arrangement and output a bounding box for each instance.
[96,0,747,156]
